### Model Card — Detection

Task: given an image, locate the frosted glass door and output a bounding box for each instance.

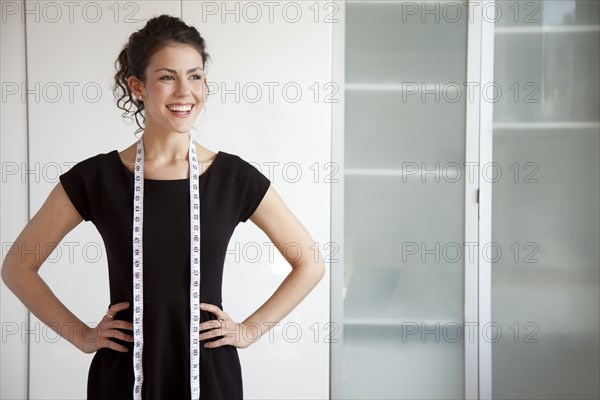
[491,1,600,398]
[343,2,468,398]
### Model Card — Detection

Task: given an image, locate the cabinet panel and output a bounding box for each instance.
[343,2,468,398]
[345,90,465,169]
[491,0,600,398]
[495,0,600,27]
[346,2,467,83]
[345,175,464,321]
[494,31,599,123]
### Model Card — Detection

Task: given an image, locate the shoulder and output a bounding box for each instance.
[216,151,265,176]
[193,144,249,169]
[75,150,115,165]
[58,151,116,223]
[214,149,259,167]
[63,150,116,177]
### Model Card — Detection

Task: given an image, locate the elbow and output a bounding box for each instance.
[292,260,325,286]
[1,261,13,287]
[1,258,25,289]
[308,261,326,285]
[316,262,326,281]
[1,259,16,287]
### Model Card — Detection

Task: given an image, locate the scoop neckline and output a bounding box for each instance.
[112,149,222,182]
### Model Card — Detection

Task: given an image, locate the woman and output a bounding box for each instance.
[1,15,325,399]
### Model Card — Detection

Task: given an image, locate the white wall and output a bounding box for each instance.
[1,1,29,398]
[1,1,331,398]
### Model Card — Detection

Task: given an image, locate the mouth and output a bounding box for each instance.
[166,104,195,118]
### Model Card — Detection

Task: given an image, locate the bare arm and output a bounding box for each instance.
[201,184,326,347]
[1,182,133,353]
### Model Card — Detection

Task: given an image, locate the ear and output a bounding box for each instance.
[127,76,145,99]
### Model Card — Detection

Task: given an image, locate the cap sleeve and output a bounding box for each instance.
[236,156,271,223]
[59,158,95,222]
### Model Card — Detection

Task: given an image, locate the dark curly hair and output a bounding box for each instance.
[112,14,211,135]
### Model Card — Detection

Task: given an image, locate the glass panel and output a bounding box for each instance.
[495,0,600,27]
[492,1,600,398]
[345,90,465,169]
[343,1,467,398]
[494,30,599,123]
[346,2,466,83]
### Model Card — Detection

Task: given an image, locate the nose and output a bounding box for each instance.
[174,78,192,97]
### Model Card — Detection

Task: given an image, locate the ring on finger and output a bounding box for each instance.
[106,312,114,319]
[218,318,225,327]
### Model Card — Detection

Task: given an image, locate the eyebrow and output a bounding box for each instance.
[154,67,204,74]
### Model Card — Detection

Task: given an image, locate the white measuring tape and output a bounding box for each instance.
[132,133,201,399]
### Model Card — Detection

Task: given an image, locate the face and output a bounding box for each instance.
[128,43,207,134]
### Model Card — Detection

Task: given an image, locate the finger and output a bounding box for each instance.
[98,320,124,334]
[104,303,129,319]
[105,328,134,342]
[109,302,131,313]
[199,319,223,332]
[200,304,229,321]
[108,320,134,331]
[200,327,223,341]
[204,336,227,348]
[102,313,115,321]
[96,322,132,340]
[99,338,129,353]
[199,303,221,314]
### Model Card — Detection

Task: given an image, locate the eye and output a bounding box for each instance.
[191,74,203,80]
[160,75,174,81]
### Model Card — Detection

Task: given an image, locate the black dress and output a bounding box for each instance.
[58,148,271,400]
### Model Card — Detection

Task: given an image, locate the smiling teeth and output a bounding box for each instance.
[168,105,193,112]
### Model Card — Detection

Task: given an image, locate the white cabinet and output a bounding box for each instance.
[491,1,599,399]
[334,1,471,398]
[331,1,599,399]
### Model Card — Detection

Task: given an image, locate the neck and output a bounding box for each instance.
[140,126,191,162]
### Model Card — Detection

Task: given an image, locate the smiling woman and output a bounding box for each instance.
[123,44,207,134]
[1,14,325,400]
[112,15,212,137]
